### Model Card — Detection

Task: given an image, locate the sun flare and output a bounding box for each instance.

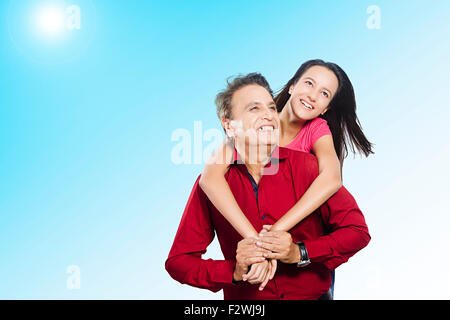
[35,6,65,37]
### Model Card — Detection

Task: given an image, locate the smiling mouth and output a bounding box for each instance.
[257,125,274,132]
[301,100,314,110]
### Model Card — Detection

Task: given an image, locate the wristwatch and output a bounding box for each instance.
[296,241,311,268]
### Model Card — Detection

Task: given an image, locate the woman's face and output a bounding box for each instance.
[288,65,339,121]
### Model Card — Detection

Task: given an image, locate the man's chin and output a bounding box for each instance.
[257,136,279,147]
[256,131,278,142]
[254,140,278,151]
[236,136,278,153]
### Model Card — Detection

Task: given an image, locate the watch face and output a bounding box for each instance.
[297,260,311,268]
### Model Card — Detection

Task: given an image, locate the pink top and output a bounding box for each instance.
[283,118,332,153]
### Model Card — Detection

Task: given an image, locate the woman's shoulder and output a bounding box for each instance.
[307,117,329,129]
[305,117,331,137]
[283,117,331,153]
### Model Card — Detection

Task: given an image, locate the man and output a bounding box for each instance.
[165,73,370,299]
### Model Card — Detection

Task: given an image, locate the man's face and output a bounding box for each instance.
[222,84,280,148]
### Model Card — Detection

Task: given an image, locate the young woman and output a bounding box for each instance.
[200,59,374,292]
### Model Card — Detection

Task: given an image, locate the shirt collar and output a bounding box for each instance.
[232,145,288,165]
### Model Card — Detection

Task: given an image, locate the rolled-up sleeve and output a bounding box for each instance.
[165,176,236,292]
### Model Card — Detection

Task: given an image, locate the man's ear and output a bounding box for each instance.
[221,118,234,138]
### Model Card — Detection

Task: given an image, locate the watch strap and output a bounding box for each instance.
[296,241,311,267]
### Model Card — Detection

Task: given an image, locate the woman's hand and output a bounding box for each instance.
[256,229,300,264]
[260,224,273,234]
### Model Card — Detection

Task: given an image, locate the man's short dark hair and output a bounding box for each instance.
[215,73,273,120]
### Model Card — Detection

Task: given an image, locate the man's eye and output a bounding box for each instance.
[322,91,329,98]
[250,106,258,111]
[270,106,277,110]
[305,80,313,86]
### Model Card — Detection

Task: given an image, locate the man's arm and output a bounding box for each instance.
[300,155,371,270]
[301,186,371,270]
[257,170,370,270]
[258,153,370,270]
[165,176,237,292]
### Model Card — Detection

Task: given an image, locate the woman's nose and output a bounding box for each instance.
[307,89,319,102]
[307,93,317,102]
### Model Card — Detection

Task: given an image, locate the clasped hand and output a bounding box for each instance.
[234,225,299,291]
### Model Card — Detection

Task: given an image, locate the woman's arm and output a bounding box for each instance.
[199,139,259,239]
[270,135,342,232]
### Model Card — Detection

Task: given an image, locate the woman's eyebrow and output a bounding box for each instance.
[304,77,316,83]
[304,77,332,95]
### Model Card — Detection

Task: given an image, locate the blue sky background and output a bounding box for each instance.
[1,0,449,299]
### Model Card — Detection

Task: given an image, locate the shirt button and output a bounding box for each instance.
[261,214,266,220]
[280,293,284,299]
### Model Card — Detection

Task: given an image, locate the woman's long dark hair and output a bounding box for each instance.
[275,59,374,163]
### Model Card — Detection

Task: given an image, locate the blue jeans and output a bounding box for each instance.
[317,270,335,300]
[330,269,335,299]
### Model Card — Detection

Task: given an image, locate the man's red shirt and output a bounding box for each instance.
[166,146,370,300]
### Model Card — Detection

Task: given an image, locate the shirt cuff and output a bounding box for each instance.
[302,238,332,260]
[212,259,237,287]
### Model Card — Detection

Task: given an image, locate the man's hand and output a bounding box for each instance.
[256,227,300,264]
[243,258,277,291]
[233,238,268,282]
[243,260,269,288]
